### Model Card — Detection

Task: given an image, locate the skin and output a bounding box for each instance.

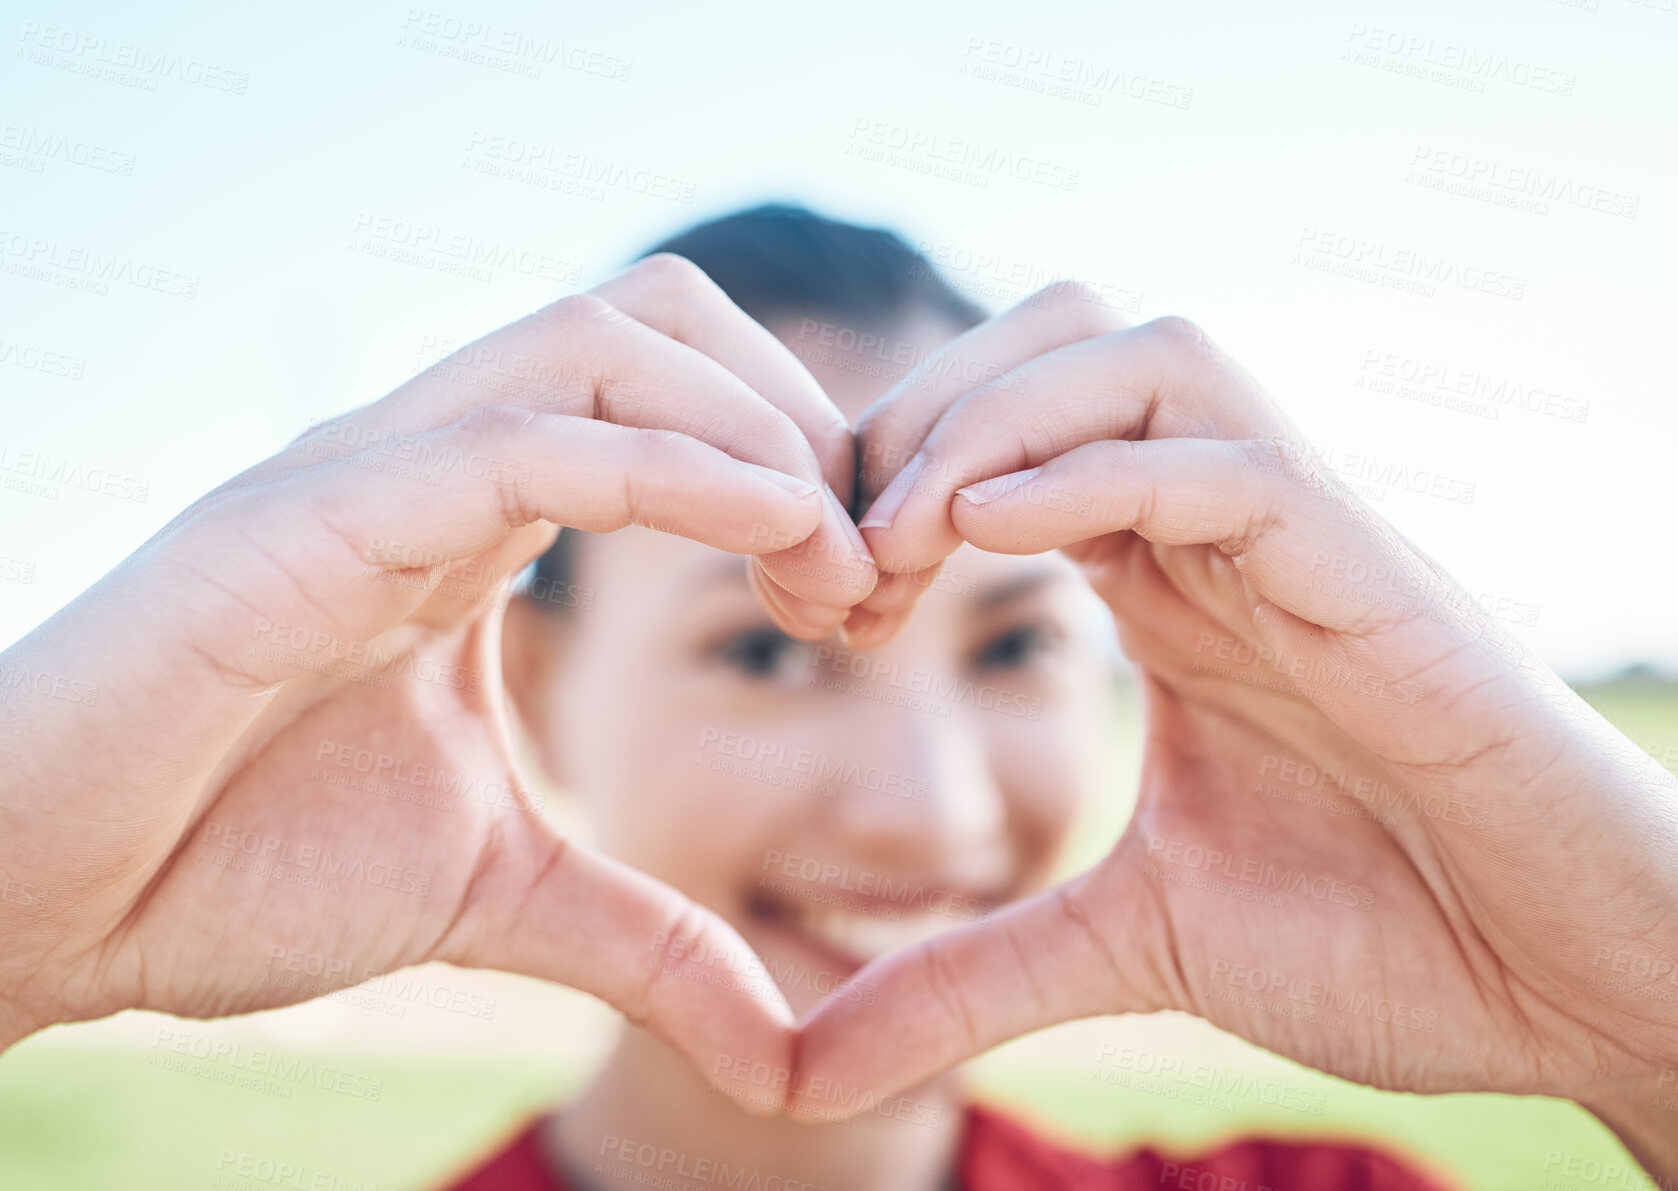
[0,254,877,1109]
[802,286,1678,1181]
[0,265,1673,1184]
[502,311,1112,1189]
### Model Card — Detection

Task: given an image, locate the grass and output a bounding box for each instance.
[1,679,1672,1190]
[0,1045,1648,1191]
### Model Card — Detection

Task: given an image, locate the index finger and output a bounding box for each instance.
[836,283,1133,647]
[841,314,1298,649]
[854,280,1132,507]
[592,254,856,501]
[591,254,878,628]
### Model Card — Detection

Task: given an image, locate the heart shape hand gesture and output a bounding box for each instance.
[1,264,1673,1172]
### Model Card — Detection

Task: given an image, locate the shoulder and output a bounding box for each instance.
[957,1105,1457,1191]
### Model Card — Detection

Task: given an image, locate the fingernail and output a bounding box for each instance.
[826,484,875,567]
[740,461,820,500]
[754,557,842,640]
[958,467,1041,506]
[751,556,795,622]
[857,452,927,531]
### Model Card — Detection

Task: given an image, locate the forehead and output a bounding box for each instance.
[766,309,969,423]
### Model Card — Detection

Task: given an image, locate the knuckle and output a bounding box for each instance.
[632,902,712,1023]
[1032,278,1093,305]
[542,292,615,326]
[283,417,334,453]
[1025,278,1129,333]
[917,941,979,1050]
[452,403,536,445]
[1143,314,1213,356]
[760,405,820,466]
[1235,438,1325,493]
[628,424,690,452]
[634,251,715,295]
[1093,437,1141,468]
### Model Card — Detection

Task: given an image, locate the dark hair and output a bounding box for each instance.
[529,203,983,608]
[643,202,986,329]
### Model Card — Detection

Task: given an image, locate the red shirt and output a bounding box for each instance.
[437,1106,1455,1190]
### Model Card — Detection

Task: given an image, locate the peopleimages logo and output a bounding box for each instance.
[956,37,1194,109]
[213,1149,393,1191]
[201,822,432,898]
[1192,630,1423,707]
[1207,960,1441,1033]
[16,21,251,93]
[794,318,1026,393]
[397,10,632,81]
[463,132,696,203]
[312,740,542,814]
[845,118,1080,192]
[0,335,86,379]
[1341,24,1577,96]
[149,1027,383,1101]
[0,124,136,175]
[643,930,879,1007]
[348,212,583,286]
[809,644,1043,719]
[1258,754,1481,828]
[0,662,99,706]
[250,618,481,692]
[0,445,148,502]
[263,946,498,1021]
[711,1056,946,1127]
[594,1135,829,1190]
[696,729,929,802]
[1145,836,1376,911]
[1355,348,1591,425]
[760,850,991,921]
[1091,1041,1329,1116]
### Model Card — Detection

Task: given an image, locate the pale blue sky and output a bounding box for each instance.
[2,0,1675,678]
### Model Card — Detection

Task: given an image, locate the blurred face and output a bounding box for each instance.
[506,309,1112,1016]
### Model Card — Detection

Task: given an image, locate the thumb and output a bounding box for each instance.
[789,859,1167,1121]
[436,817,796,1114]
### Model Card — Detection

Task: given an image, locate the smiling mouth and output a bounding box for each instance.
[745,885,989,972]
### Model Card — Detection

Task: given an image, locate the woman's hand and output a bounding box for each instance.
[794,284,1678,1175]
[0,254,875,1110]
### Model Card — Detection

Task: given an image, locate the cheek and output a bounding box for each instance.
[583,696,823,905]
[990,708,1099,883]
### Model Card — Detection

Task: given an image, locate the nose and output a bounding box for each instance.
[817,692,1013,892]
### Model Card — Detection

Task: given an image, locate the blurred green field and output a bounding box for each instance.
[1,678,1672,1191]
[0,1045,1650,1191]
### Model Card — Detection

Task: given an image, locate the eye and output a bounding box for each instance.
[973,623,1060,672]
[715,626,809,682]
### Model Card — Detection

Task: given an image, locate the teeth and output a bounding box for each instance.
[792,905,962,964]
